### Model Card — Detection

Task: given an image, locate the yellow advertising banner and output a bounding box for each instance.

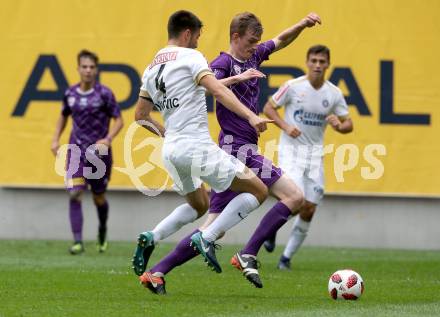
[1,0,439,196]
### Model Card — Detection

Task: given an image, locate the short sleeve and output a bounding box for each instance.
[139,68,151,98]
[255,40,276,66]
[333,91,349,118]
[61,90,71,117]
[212,68,227,80]
[105,89,121,118]
[210,54,230,80]
[190,50,213,84]
[270,82,291,109]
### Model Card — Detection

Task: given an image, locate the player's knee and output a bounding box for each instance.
[93,193,106,206]
[253,182,268,204]
[69,190,83,202]
[277,187,304,212]
[300,203,316,221]
[287,189,305,210]
[192,200,209,216]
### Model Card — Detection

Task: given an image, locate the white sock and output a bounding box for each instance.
[202,193,260,242]
[283,216,311,259]
[151,203,198,241]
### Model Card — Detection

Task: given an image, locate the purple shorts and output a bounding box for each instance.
[209,144,282,213]
[65,147,112,194]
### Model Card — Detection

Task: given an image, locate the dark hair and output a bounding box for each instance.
[77,49,99,65]
[307,45,330,62]
[167,10,203,39]
[230,12,263,40]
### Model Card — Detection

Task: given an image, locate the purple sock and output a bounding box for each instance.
[96,201,109,244]
[241,201,291,256]
[96,201,109,227]
[151,229,200,275]
[69,199,83,242]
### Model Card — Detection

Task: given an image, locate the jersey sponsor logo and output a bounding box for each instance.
[79,97,88,107]
[294,108,304,123]
[148,51,178,69]
[294,108,326,127]
[67,96,75,107]
[233,64,242,75]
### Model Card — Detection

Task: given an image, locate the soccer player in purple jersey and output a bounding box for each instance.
[205,11,320,288]
[51,50,124,254]
[139,12,321,294]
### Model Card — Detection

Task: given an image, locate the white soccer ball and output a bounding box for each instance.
[328,269,364,300]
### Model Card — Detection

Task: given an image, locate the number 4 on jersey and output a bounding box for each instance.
[155,64,166,94]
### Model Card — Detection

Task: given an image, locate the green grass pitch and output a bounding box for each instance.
[1,240,439,317]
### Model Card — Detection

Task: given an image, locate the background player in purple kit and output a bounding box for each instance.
[139,12,321,294]
[51,50,124,254]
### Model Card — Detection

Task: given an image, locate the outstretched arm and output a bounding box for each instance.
[272,13,321,52]
[205,68,266,96]
[218,68,266,87]
[200,74,272,134]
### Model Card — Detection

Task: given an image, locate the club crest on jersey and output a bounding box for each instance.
[233,65,242,75]
[322,99,330,108]
[91,97,101,108]
[79,97,88,107]
[67,96,76,107]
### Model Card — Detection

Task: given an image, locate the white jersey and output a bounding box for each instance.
[139,45,244,195]
[140,46,213,141]
[270,75,349,151]
[272,76,350,203]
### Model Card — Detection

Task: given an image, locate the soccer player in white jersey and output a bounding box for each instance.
[131,10,273,293]
[263,45,353,269]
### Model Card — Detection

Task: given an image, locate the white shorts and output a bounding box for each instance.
[162,137,245,195]
[278,146,324,205]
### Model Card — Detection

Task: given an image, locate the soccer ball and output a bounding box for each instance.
[328,269,364,300]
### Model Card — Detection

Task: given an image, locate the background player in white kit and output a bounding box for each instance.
[131,10,272,290]
[263,45,353,269]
